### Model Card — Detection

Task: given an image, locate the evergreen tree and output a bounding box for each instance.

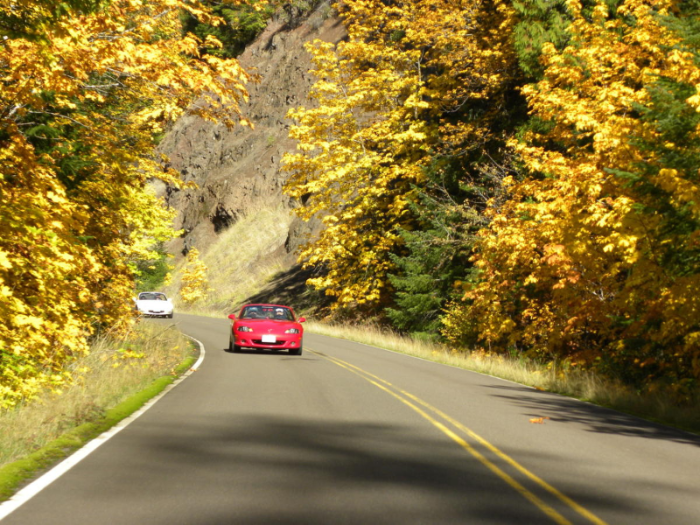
[386,197,469,339]
[512,0,571,78]
[386,156,508,339]
[512,0,624,79]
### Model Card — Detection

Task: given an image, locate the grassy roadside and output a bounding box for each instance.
[305,321,700,435]
[163,206,294,314]
[0,321,197,502]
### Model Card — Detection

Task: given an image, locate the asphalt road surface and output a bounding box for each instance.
[2,313,700,524]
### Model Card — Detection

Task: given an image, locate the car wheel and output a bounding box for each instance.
[228,336,241,353]
[168,312,174,319]
[289,346,302,356]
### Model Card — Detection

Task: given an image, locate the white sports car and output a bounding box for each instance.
[135,292,174,318]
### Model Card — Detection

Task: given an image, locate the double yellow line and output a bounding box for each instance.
[309,349,608,525]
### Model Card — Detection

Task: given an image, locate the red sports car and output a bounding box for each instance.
[227,304,306,355]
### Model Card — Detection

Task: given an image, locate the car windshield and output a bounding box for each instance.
[240,306,293,321]
[139,292,167,301]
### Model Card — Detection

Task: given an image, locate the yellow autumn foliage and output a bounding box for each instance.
[283,0,515,309]
[179,249,211,305]
[447,0,700,390]
[0,0,249,407]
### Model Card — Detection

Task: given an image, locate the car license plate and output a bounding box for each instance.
[262,335,277,343]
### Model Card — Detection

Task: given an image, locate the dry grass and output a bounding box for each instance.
[306,322,700,434]
[165,205,294,315]
[0,322,193,468]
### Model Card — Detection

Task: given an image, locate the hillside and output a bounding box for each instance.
[157,3,344,309]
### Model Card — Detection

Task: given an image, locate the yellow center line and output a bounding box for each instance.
[309,349,609,525]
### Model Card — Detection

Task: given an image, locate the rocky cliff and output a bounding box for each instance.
[157,3,345,266]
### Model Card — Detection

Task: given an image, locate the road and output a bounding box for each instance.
[2,313,699,524]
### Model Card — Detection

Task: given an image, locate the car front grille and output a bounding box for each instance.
[252,339,285,346]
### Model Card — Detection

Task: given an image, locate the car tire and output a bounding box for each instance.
[289,346,302,356]
[228,336,241,353]
[168,312,174,319]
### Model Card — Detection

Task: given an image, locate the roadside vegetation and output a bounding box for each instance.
[0,322,195,500]
[161,206,295,316]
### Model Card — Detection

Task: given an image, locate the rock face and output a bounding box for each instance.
[157,4,346,262]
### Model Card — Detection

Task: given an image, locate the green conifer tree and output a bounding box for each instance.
[386,159,501,339]
[512,0,624,79]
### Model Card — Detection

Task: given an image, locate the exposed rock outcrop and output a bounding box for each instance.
[157,4,346,263]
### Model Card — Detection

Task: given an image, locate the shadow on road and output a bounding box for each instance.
[483,384,700,447]
[103,415,638,525]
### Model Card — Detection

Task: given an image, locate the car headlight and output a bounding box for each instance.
[285,328,300,334]
[237,326,253,332]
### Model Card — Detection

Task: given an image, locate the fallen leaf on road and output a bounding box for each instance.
[529,417,550,424]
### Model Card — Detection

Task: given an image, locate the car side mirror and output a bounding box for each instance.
[298,317,306,323]
[228,314,236,320]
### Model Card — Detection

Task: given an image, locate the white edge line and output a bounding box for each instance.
[0,335,206,522]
